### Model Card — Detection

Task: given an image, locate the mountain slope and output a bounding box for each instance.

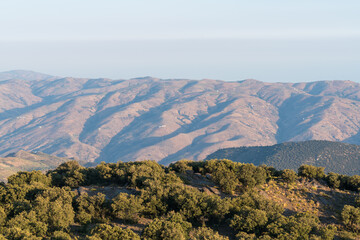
[0,150,73,181]
[0,75,359,164]
[206,140,360,175]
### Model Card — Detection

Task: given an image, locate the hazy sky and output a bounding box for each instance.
[1,0,359,82]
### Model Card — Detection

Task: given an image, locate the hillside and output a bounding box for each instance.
[0,159,359,239]
[0,71,360,164]
[0,150,76,182]
[206,140,360,175]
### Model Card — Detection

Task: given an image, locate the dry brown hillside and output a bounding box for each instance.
[0,71,359,164]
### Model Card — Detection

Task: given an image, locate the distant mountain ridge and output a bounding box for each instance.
[206,140,360,175]
[0,70,56,81]
[0,70,359,164]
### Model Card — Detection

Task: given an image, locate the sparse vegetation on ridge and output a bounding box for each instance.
[207,140,360,175]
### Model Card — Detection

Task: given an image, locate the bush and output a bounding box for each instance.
[346,175,360,191]
[142,212,192,240]
[169,159,194,173]
[111,192,143,223]
[266,212,320,239]
[318,225,336,240]
[126,160,166,188]
[87,224,140,240]
[75,192,110,224]
[1,226,42,240]
[235,231,256,240]
[51,231,72,240]
[230,207,268,233]
[49,161,86,187]
[229,192,284,221]
[8,171,51,187]
[205,160,239,194]
[341,205,360,231]
[298,165,325,180]
[280,169,298,183]
[326,172,341,188]
[189,227,229,240]
[237,164,267,188]
[6,210,48,238]
[32,187,75,230]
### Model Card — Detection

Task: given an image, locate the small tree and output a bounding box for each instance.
[75,192,109,224]
[111,193,143,223]
[88,224,140,240]
[169,159,194,173]
[51,231,72,240]
[33,187,75,230]
[49,160,86,187]
[298,165,325,180]
[230,207,268,234]
[280,169,298,183]
[142,212,192,240]
[347,175,360,191]
[326,172,341,189]
[189,227,229,240]
[8,171,51,186]
[341,205,360,231]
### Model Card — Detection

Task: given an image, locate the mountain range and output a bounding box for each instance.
[0,70,359,165]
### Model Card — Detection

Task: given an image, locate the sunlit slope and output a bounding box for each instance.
[0,71,359,163]
[0,150,71,181]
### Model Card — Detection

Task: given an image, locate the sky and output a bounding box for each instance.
[0,0,359,82]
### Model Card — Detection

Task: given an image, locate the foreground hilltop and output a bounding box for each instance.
[0,159,359,239]
[206,140,360,175]
[0,70,360,163]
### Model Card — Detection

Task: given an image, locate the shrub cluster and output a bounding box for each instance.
[0,159,358,239]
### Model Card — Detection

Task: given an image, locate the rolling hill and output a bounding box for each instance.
[0,70,360,165]
[206,140,360,175]
[0,150,74,182]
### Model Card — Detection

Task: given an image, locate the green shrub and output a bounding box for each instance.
[346,175,360,191]
[189,227,229,240]
[142,212,192,240]
[6,210,48,238]
[51,231,72,240]
[87,224,140,240]
[230,207,268,234]
[75,192,110,224]
[298,165,325,180]
[341,205,360,231]
[111,192,143,223]
[169,159,194,173]
[266,212,320,239]
[326,172,341,188]
[8,171,51,187]
[32,187,75,230]
[48,160,86,187]
[280,169,298,183]
[318,225,336,240]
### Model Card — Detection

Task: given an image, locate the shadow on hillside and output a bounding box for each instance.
[96,97,236,163]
